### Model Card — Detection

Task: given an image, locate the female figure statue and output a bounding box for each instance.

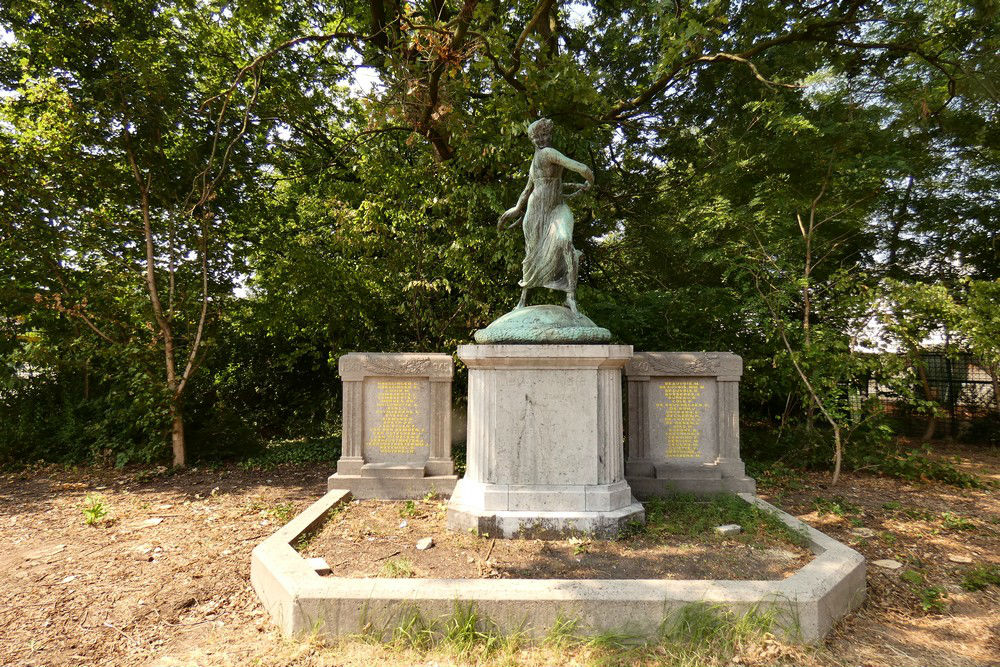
[498,118,594,314]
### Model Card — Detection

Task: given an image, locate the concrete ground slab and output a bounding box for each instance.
[251,490,865,643]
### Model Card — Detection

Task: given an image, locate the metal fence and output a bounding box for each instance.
[865,352,998,439]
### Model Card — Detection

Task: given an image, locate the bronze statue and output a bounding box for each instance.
[498,118,594,314]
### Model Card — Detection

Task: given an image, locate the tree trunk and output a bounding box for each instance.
[831,422,843,486]
[170,402,186,467]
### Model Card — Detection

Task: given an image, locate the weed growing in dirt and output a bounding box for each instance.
[267,502,297,523]
[960,564,1000,591]
[568,536,591,555]
[439,603,520,658]
[881,501,902,510]
[294,531,317,551]
[399,500,418,518]
[543,613,582,649]
[812,496,861,517]
[917,586,948,613]
[379,557,416,578]
[900,570,948,613]
[82,494,109,526]
[903,507,937,521]
[879,448,990,489]
[940,512,976,531]
[750,461,807,493]
[638,494,808,547]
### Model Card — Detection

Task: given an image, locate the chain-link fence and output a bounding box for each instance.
[864,352,998,440]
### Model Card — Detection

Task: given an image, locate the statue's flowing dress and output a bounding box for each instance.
[519,148,583,291]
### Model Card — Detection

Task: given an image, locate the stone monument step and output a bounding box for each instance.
[360,463,426,478]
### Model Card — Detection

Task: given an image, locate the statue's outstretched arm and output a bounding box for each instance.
[545,148,594,188]
[498,179,534,229]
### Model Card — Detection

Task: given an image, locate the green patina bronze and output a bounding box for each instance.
[473,305,611,344]
[481,119,610,344]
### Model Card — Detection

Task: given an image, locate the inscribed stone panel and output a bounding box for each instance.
[362,377,431,464]
[645,377,718,465]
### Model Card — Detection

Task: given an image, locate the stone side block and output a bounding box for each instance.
[625,351,754,497]
[335,352,456,500]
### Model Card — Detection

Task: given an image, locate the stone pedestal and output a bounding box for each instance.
[625,352,755,497]
[446,344,645,538]
[328,353,458,499]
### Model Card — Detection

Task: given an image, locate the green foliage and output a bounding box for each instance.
[812,496,861,518]
[399,501,418,519]
[378,557,417,579]
[940,512,976,531]
[266,503,297,524]
[916,586,948,614]
[238,436,340,470]
[879,448,990,489]
[960,565,1000,592]
[641,493,808,548]
[82,494,109,526]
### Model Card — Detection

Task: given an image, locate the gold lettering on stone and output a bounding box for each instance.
[655,380,708,458]
[368,380,428,454]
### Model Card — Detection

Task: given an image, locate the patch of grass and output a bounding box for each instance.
[389,608,435,651]
[439,603,517,658]
[81,493,109,526]
[660,602,777,646]
[960,564,1000,592]
[903,507,936,521]
[378,557,416,578]
[543,613,581,649]
[916,586,948,613]
[879,448,990,489]
[900,570,948,613]
[751,461,807,493]
[881,500,902,511]
[638,493,808,548]
[812,496,861,517]
[267,502,297,523]
[582,628,643,650]
[940,511,976,531]
[239,436,340,470]
[351,602,787,667]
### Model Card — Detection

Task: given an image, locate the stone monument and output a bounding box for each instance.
[329,353,458,499]
[446,118,644,537]
[624,352,755,496]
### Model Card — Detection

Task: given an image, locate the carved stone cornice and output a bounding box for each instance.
[338,353,454,381]
[625,352,742,378]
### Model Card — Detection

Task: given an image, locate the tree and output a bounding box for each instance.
[0,1,296,464]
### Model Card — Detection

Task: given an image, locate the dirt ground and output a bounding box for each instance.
[0,441,998,667]
[303,498,810,580]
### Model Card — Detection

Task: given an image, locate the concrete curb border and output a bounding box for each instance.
[251,490,865,642]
